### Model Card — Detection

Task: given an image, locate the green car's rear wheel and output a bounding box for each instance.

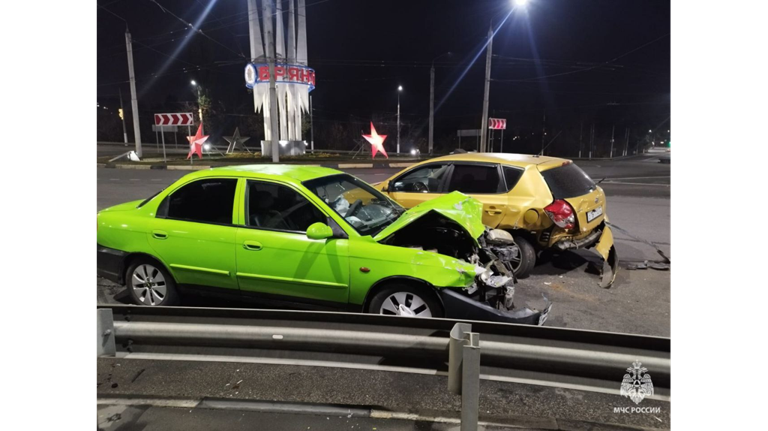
[126,258,179,306]
[368,284,443,318]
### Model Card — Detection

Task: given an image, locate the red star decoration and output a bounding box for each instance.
[362,122,388,159]
[186,124,209,160]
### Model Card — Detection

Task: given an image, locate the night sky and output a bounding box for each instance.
[97,0,670,154]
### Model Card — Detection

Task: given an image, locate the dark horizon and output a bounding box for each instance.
[97,0,670,155]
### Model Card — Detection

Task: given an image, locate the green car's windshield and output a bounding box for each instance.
[304,174,404,236]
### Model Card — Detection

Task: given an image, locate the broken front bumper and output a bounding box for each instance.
[439,288,552,326]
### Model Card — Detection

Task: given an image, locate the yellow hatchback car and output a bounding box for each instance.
[376,153,618,287]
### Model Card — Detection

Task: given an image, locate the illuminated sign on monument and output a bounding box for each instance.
[244,0,313,156]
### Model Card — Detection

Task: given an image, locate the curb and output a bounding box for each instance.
[166,165,212,171]
[96,396,658,430]
[96,396,546,429]
[99,162,417,170]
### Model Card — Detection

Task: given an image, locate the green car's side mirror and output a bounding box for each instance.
[306,222,334,240]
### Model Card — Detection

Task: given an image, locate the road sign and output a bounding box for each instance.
[489,118,506,130]
[154,113,194,126]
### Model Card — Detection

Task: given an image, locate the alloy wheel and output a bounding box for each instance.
[131,264,167,306]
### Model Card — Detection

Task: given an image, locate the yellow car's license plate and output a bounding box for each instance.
[587,206,603,222]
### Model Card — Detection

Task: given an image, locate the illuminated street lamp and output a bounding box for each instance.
[480,0,529,152]
[397,85,403,154]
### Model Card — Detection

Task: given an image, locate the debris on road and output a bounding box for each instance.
[609,222,670,264]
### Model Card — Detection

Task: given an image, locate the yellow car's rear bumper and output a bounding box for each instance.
[550,223,618,288]
[595,225,618,289]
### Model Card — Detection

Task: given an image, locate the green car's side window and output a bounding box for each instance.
[157,178,238,225]
[245,180,326,233]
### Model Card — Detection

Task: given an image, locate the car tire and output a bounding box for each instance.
[512,235,536,278]
[126,258,180,306]
[367,283,443,318]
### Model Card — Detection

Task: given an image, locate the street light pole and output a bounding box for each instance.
[479,1,528,153]
[191,81,204,135]
[429,65,435,155]
[479,23,493,153]
[310,94,315,153]
[429,52,451,156]
[125,29,142,157]
[397,85,403,154]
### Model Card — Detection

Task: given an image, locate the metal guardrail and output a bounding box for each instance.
[98,305,670,429]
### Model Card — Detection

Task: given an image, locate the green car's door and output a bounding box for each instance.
[149,177,239,290]
[235,179,350,305]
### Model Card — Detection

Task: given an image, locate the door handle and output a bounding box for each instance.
[243,241,263,251]
[152,230,168,240]
[485,206,503,216]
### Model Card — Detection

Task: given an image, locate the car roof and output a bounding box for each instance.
[427,152,570,168]
[188,164,344,183]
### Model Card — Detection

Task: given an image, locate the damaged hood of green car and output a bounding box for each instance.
[373,191,486,244]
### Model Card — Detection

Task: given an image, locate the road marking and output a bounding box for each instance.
[109,179,120,181]
[603,181,670,187]
[608,175,670,180]
[129,179,140,181]
[151,179,162,181]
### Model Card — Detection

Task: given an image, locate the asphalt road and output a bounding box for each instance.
[96,157,670,336]
[97,358,670,429]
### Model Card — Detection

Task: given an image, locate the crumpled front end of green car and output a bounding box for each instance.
[371,192,552,326]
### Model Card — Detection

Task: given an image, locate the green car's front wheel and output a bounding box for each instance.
[126,258,179,306]
[368,284,443,318]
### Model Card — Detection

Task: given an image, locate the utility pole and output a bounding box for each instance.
[541,111,546,156]
[428,52,451,155]
[264,0,280,163]
[125,29,142,157]
[624,127,630,156]
[397,86,402,154]
[589,123,595,159]
[428,65,435,155]
[610,125,615,159]
[118,87,128,146]
[479,24,493,153]
[578,121,583,158]
[310,94,314,153]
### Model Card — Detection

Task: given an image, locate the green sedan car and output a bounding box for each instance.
[97,165,551,325]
